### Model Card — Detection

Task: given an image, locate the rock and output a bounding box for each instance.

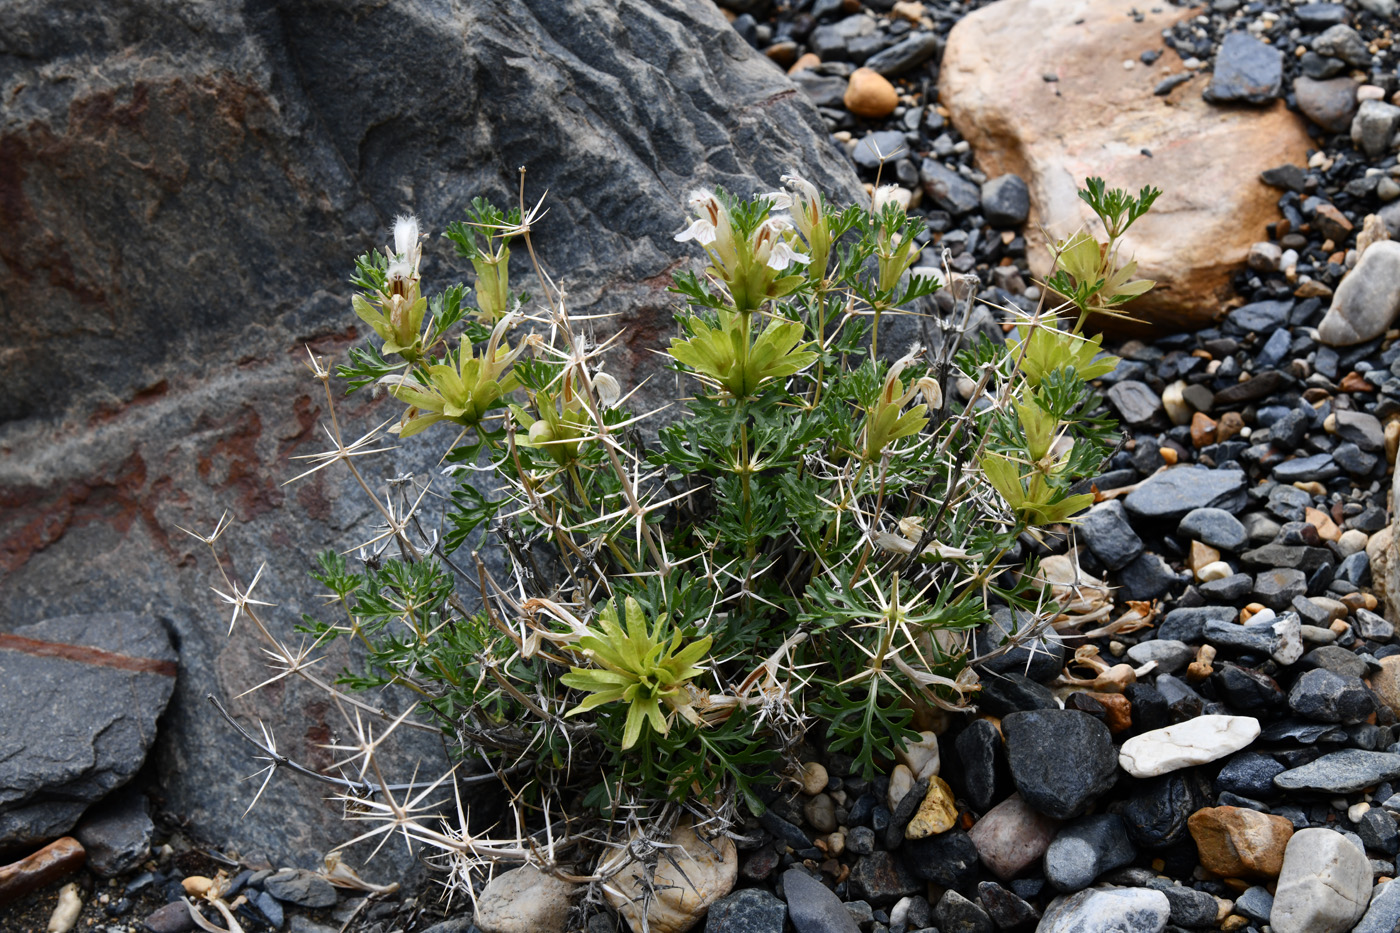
[74,789,153,878]
[1179,507,1248,551]
[252,892,283,931]
[967,793,1060,880]
[904,829,981,887]
[888,764,915,810]
[143,902,198,933]
[1145,880,1220,928]
[1043,813,1136,892]
[1372,656,1400,717]
[955,719,1006,811]
[1107,381,1164,425]
[791,70,850,109]
[851,130,908,169]
[935,889,994,933]
[0,0,864,873]
[1002,709,1118,819]
[844,68,898,118]
[1274,750,1400,793]
[1352,99,1400,160]
[1078,500,1144,570]
[1118,715,1261,778]
[1204,32,1282,104]
[974,608,1066,682]
[920,158,982,215]
[1216,752,1285,800]
[1038,888,1170,933]
[0,613,175,849]
[1255,568,1308,610]
[705,888,786,933]
[1124,467,1248,522]
[1294,77,1359,134]
[800,762,829,797]
[1235,886,1274,923]
[904,777,957,839]
[781,869,859,933]
[263,869,338,908]
[863,33,940,77]
[1126,639,1194,675]
[1271,828,1371,933]
[848,851,920,907]
[607,818,737,933]
[1188,806,1294,879]
[1335,410,1386,452]
[940,0,1312,333]
[1287,668,1375,723]
[895,731,941,782]
[1315,23,1372,67]
[981,174,1030,228]
[1353,878,1400,933]
[0,837,85,906]
[803,794,837,834]
[977,881,1041,931]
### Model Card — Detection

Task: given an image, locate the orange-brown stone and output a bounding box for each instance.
[1188,807,1293,880]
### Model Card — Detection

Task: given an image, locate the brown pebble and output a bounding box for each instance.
[1190,412,1218,448]
[1188,806,1293,879]
[1340,372,1374,393]
[0,838,85,906]
[1085,691,1133,733]
[1189,540,1222,579]
[1159,446,1179,465]
[1216,412,1246,442]
[1221,914,1250,931]
[844,68,899,119]
[1386,420,1400,465]
[788,52,822,74]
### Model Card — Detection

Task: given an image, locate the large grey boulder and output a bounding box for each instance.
[0,613,175,849]
[0,0,861,874]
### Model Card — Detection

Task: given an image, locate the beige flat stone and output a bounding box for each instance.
[605,817,737,933]
[904,776,958,839]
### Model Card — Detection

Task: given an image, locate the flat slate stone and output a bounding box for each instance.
[1274,750,1400,794]
[1124,466,1248,522]
[0,613,176,849]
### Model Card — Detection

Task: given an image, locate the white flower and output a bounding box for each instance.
[780,172,822,239]
[763,190,794,211]
[675,216,717,245]
[766,240,810,271]
[593,372,622,408]
[916,375,943,410]
[394,214,420,265]
[385,258,414,296]
[753,217,809,271]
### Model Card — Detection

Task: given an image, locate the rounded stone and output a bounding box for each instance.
[1187,806,1294,880]
[475,865,578,933]
[844,68,898,118]
[1002,709,1118,819]
[1271,828,1371,933]
[1119,714,1261,778]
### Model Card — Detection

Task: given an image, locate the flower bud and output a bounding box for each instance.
[593,372,621,408]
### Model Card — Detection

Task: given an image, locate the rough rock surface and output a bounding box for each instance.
[1271,829,1372,933]
[0,613,175,849]
[474,864,577,933]
[0,0,863,870]
[940,0,1312,333]
[607,817,738,933]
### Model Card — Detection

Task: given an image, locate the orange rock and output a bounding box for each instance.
[1304,506,1341,542]
[0,837,85,905]
[1191,411,1218,448]
[1340,372,1375,393]
[940,0,1312,334]
[1160,446,1179,465]
[788,53,822,75]
[1216,412,1246,442]
[1189,540,1222,579]
[1188,807,1293,879]
[844,68,899,119]
[1085,691,1132,733]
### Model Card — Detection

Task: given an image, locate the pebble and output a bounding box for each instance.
[1287,667,1376,723]
[1119,715,1262,778]
[1318,240,1400,345]
[903,776,957,839]
[1295,76,1360,133]
[1078,499,1145,570]
[980,173,1030,228]
[1204,31,1282,104]
[782,869,859,933]
[1271,828,1372,933]
[474,865,576,933]
[894,731,940,782]
[1188,806,1295,879]
[966,793,1060,880]
[1179,507,1248,551]
[1002,710,1118,819]
[1037,887,1170,933]
[1353,878,1400,933]
[1274,750,1400,793]
[800,761,829,796]
[844,68,898,119]
[1124,466,1248,521]
[903,828,980,888]
[263,868,339,908]
[1042,813,1136,892]
[706,888,787,933]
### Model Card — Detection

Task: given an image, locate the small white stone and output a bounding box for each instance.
[475,865,577,933]
[1271,612,1304,666]
[895,731,941,782]
[1118,714,1261,778]
[888,764,915,810]
[1348,802,1371,822]
[1198,560,1233,582]
[1338,529,1369,557]
[1040,888,1171,933]
[1162,380,1192,426]
[1271,829,1371,933]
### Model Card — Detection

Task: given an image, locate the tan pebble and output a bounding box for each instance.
[895,730,941,782]
[1214,896,1235,923]
[826,832,845,857]
[46,883,81,933]
[1385,419,1400,465]
[1187,644,1217,683]
[1330,619,1352,636]
[1349,802,1371,822]
[1240,603,1266,624]
[891,0,925,23]
[1162,380,1192,425]
[1159,446,1179,465]
[1188,806,1294,879]
[1221,916,1250,932]
[905,776,958,839]
[1324,412,1338,434]
[182,876,213,896]
[788,52,822,74]
[1342,592,1375,613]
[1292,481,1326,496]
[1108,640,1126,657]
[1304,506,1341,542]
[1310,596,1349,621]
[800,761,829,796]
[1085,691,1133,733]
[1189,541,1222,579]
[844,68,899,119]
